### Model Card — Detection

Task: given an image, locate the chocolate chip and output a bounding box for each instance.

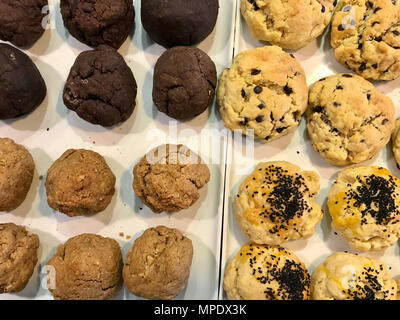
[265,136,271,141]
[290,53,295,58]
[393,30,400,36]
[359,62,367,72]
[276,127,287,133]
[283,84,293,95]
[372,63,378,69]
[333,102,341,107]
[382,119,388,125]
[372,21,380,27]
[336,85,343,90]
[367,93,371,100]
[342,74,353,78]
[374,7,382,13]
[256,115,264,123]
[312,105,323,113]
[367,1,373,8]
[270,113,274,121]
[331,128,339,133]
[338,24,345,31]
[321,5,325,12]
[358,43,363,49]
[240,117,249,126]
[251,69,261,75]
[392,0,397,5]
[375,36,382,42]
[257,103,264,109]
[241,89,246,98]
[333,0,338,6]
[254,86,263,94]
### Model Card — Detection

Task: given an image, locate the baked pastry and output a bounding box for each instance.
[331,0,400,81]
[63,45,137,127]
[391,119,400,167]
[153,46,217,120]
[46,233,123,300]
[123,226,193,300]
[60,0,135,49]
[311,252,397,300]
[328,166,400,252]
[141,0,219,48]
[0,138,35,212]
[217,46,308,142]
[241,0,336,50]
[306,73,395,166]
[133,144,210,214]
[224,242,311,300]
[235,161,323,245]
[45,149,116,217]
[0,43,46,119]
[0,223,39,293]
[0,0,48,47]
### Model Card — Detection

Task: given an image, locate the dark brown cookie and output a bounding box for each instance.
[0,0,48,47]
[141,0,219,48]
[153,46,217,120]
[60,0,135,49]
[0,43,46,119]
[63,45,137,127]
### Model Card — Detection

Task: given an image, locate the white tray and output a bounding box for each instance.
[0,0,237,300]
[218,2,400,299]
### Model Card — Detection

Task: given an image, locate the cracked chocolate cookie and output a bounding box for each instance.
[0,0,48,47]
[123,226,193,300]
[60,0,135,49]
[328,166,400,251]
[141,0,219,48]
[217,46,308,142]
[0,138,35,212]
[306,74,395,166]
[331,0,400,80]
[0,43,46,119]
[45,149,116,217]
[133,144,210,214]
[0,223,39,293]
[235,161,323,245]
[241,0,336,50]
[46,233,123,300]
[153,46,217,120]
[224,242,311,300]
[63,45,137,127]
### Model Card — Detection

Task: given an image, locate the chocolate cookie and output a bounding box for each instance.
[153,46,217,120]
[63,45,137,127]
[0,43,46,119]
[0,0,48,47]
[141,0,219,47]
[60,0,135,49]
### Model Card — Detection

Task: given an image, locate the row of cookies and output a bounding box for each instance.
[1,139,209,216]
[241,0,400,81]
[0,223,193,300]
[224,243,398,300]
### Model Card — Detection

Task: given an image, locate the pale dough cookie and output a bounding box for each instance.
[311,252,397,300]
[0,223,39,293]
[328,166,400,252]
[123,226,193,300]
[0,138,35,212]
[331,0,400,80]
[306,74,395,166]
[224,242,311,300]
[217,46,308,142]
[235,161,323,245]
[133,144,210,214]
[391,119,400,167]
[241,0,337,50]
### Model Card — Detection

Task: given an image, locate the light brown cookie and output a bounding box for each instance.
[391,118,400,167]
[0,223,39,293]
[123,226,193,300]
[0,138,35,212]
[235,161,323,245]
[45,149,116,217]
[46,233,123,300]
[133,144,210,214]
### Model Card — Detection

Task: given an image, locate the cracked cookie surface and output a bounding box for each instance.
[60,0,135,49]
[235,161,323,245]
[153,46,217,120]
[133,144,210,214]
[123,226,193,300]
[241,0,336,50]
[0,223,39,293]
[45,149,116,217]
[217,46,308,142]
[63,45,137,127]
[331,0,400,80]
[306,73,395,166]
[224,242,311,300]
[46,233,123,300]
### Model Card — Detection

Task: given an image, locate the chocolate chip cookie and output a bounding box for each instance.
[0,0,48,47]
[63,45,137,127]
[217,46,308,142]
[141,0,219,47]
[241,0,337,50]
[153,46,217,120]
[391,119,400,167]
[306,74,395,166]
[60,0,135,49]
[331,0,400,80]
[0,43,46,119]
